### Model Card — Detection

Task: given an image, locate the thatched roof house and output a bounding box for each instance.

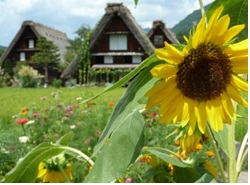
[147,20,179,47]
[61,3,154,80]
[0,20,70,80]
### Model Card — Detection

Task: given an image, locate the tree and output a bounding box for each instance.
[32,37,60,85]
[64,25,91,63]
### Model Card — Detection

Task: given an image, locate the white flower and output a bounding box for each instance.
[70,125,76,129]
[19,136,29,143]
[76,97,82,101]
[1,147,9,154]
[26,120,35,125]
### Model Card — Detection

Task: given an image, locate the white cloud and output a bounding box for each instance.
[0,0,215,46]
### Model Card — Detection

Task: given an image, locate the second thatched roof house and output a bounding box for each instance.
[61,3,154,82]
[147,20,179,48]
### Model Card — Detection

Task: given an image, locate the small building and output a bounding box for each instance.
[61,3,154,84]
[0,20,70,82]
[147,20,179,48]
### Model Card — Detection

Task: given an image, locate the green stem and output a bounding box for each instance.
[227,119,237,182]
[60,146,94,166]
[198,0,205,16]
[21,124,26,135]
[206,126,227,182]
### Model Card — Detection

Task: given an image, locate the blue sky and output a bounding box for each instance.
[0,0,214,46]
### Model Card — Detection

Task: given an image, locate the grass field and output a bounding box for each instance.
[0,87,247,141]
[0,87,126,126]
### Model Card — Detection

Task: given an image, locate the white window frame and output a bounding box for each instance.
[109,34,127,50]
[20,52,26,61]
[154,35,164,47]
[132,56,141,64]
[28,39,35,48]
[104,56,113,64]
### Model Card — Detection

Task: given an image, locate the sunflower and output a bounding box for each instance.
[146,6,248,135]
[37,162,73,183]
[179,132,202,154]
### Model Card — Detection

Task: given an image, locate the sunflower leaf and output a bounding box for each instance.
[143,147,192,168]
[211,125,229,157]
[84,110,145,183]
[207,0,248,42]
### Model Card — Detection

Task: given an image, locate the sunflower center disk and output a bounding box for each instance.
[176,43,232,101]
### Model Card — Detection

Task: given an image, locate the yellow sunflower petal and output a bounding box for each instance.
[188,103,197,136]
[224,39,248,56]
[181,97,195,129]
[155,42,183,65]
[230,55,248,73]
[223,24,245,44]
[196,101,207,134]
[221,91,236,120]
[173,95,185,124]
[160,88,182,115]
[192,15,206,48]
[231,75,248,92]
[209,15,230,45]
[206,98,224,132]
[205,5,224,43]
[227,83,248,107]
[150,64,178,78]
[164,41,184,60]
[146,77,176,108]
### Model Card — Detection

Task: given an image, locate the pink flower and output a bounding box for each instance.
[65,106,72,112]
[125,178,132,183]
[16,118,29,125]
[32,112,40,117]
[96,130,102,136]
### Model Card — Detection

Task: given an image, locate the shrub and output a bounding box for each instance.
[16,65,43,87]
[52,79,63,88]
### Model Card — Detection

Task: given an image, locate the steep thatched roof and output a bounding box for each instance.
[90,3,154,55]
[147,20,179,45]
[0,20,70,64]
[61,3,155,80]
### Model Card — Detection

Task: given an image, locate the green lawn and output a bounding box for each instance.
[0,87,125,125]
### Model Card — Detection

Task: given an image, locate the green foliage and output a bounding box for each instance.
[31,37,60,84]
[52,78,63,88]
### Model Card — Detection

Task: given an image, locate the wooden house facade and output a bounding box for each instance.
[147,20,179,48]
[61,3,154,84]
[0,20,70,83]
[90,3,154,69]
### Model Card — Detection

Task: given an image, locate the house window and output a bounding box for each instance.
[132,56,141,64]
[20,52,26,61]
[104,56,113,64]
[109,34,127,50]
[28,39,35,48]
[154,35,164,47]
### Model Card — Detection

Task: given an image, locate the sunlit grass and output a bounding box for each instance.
[0,87,126,126]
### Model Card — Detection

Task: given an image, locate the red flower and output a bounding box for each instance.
[150,111,158,117]
[108,102,115,107]
[16,118,28,125]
